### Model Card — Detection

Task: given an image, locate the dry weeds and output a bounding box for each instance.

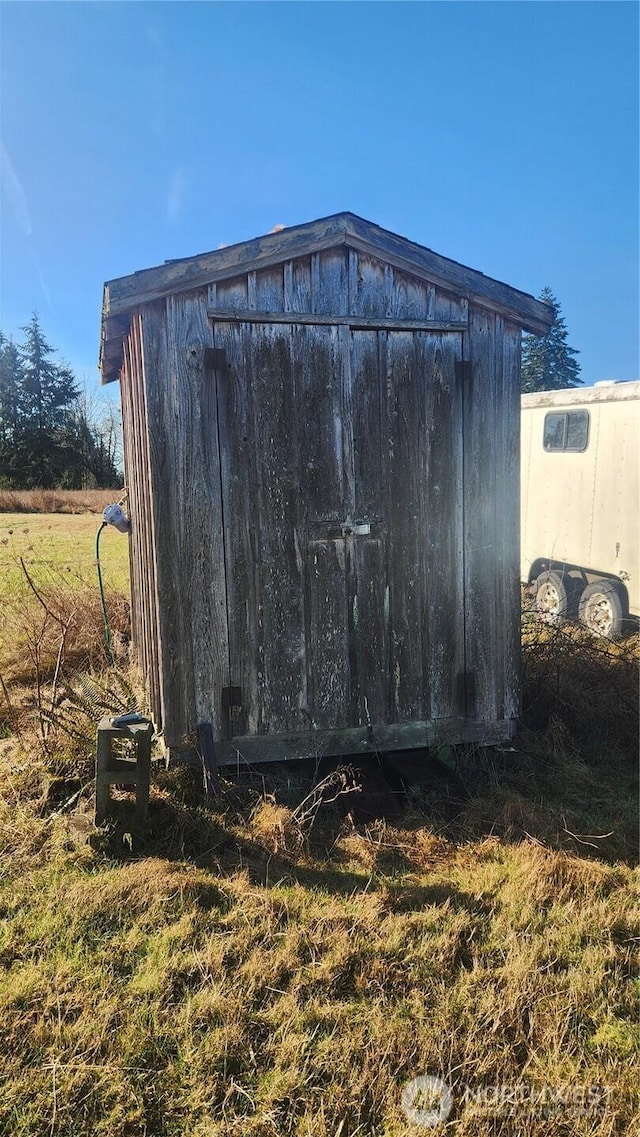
[0,488,119,515]
[0,531,637,1136]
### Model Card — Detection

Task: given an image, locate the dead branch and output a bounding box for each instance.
[292,766,361,832]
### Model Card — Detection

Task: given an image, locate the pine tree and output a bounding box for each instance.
[0,316,122,488]
[0,333,24,484]
[521,287,582,393]
[17,313,80,486]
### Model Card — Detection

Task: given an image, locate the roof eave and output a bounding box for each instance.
[100,212,554,383]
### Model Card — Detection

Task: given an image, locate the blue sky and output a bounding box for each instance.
[1,1,638,392]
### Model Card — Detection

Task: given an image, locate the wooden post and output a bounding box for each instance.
[95,724,113,825]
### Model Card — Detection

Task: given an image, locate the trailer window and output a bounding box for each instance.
[543,410,589,451]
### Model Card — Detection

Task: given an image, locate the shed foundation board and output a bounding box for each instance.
[170,718,516,769]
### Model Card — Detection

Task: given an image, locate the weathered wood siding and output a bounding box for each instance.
[119,244,521,757]
[119,316,162,725]
[208,247,468,326]
[140,297,229,747]
[164,315,465,749]
[462,307,521,724]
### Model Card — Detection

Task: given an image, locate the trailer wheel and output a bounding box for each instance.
[534,570,575,624]
[578,581,624,639]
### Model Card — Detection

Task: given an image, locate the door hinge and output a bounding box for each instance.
[204,347,228,371]
[456,671,476,716]
[221,685,242,713]
[454,360,472,383]
[221,686,242,739]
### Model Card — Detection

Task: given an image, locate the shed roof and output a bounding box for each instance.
[100,212,554,383]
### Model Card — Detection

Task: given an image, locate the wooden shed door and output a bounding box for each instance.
[213,321,464,740]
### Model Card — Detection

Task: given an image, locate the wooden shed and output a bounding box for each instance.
[100,213,553,765]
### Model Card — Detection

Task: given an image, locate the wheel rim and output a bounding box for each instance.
[583,594,614,636]
[537,581,562,620]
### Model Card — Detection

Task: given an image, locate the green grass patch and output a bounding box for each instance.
[0,512,130,605]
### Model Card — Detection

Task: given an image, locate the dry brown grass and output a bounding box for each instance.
[0,514,131,742]
[0,765,637,1136]
[521,610,639,756]
[1,578,130,686]
[0,488,119,514]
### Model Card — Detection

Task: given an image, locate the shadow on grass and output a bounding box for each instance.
[92,620,638,876]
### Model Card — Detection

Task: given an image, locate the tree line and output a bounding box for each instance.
[0,314,121,489]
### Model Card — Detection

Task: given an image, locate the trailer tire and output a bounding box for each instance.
[534,570,576,624]
[578,580,625,639]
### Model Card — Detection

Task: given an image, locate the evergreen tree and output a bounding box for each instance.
[0,333,24,484]
[16,314,80,486]
[0,314,122,488]
[521,287,582,393]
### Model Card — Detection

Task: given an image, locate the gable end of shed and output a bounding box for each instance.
[100,213,554,383]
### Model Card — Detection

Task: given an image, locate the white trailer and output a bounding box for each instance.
[521,381,640,637]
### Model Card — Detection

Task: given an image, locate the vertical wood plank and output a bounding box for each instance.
[130,318,150,710]
[500,320,522,721]
[348,250,358,314]
[384,331,425,721]
[310,253,321,313]
[130,315,163,726]
[246,271,257,308]
[172,296,229,736]
[140,301,194,745]
[291,256,311,313]
[214,319,262,736]
[122,333,150,693]
[283,260,294,313]
[297,322,345,522]
[492,314,506,722]
[255,266,284,311]
[340,324,356,528]
[351,330,382,522]
[421,332,465,720]
[350,253,387,318]
[434,288,468,322]
[142,295,229,746]
[307,538,349,729]
[119,355,142,674]
[216,276,248,310]
[296,323,350,728]
[384,265,394,318]
[339,324,358,725]
[314,248,349,315]
[249,323,307,734]
[388,269,428,320]
[463,305,499,722]
[353,535,388,726]
[426,283,436,320]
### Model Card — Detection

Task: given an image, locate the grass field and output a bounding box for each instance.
[0,512,130,604]
[0,502,638,1136]
[0,512,130,688]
